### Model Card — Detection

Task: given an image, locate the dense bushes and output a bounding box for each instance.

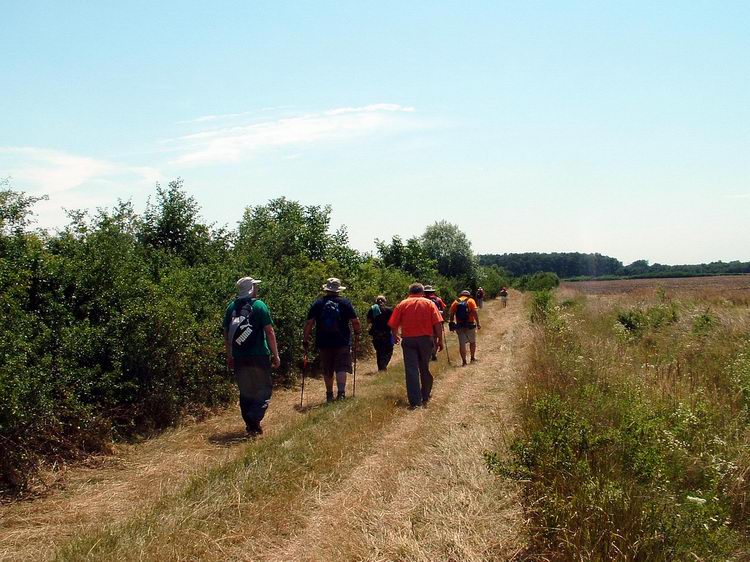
[1,180,472,494]
[489,288,750,559]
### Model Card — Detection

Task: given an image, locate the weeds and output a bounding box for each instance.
[489,285,750,560]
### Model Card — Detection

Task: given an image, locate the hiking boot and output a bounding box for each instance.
[430,354,438,361]
[246,422,262,436]
[326,391,334,403]
[462,360,468,366]
[407,404,420,411]
[470,357,477,363]
[337,391,346,401]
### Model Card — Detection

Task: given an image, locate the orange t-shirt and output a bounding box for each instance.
[388,295,444,337]
[449,297,478,323]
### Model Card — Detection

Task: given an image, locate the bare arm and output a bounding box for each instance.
[265,325,281,368]
[432,322,443,351]
[303,319,315,350]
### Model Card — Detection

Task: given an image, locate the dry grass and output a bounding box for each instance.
[2,297,527,561]
[0,351,396,561]
[262,297,528,562]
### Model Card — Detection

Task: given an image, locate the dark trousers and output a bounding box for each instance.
[234,355,273,428]
[401,336,434,406]
[372,336,394,370]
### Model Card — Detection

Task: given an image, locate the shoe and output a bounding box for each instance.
[408,404,421,411]
[337,392,346,401]
[462,360,468,366]
[430,355,438,361]
[470,357,477,363]
[326,392,334,403]
[246,422,262,436]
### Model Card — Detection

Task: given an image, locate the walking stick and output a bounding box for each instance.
[442,323,452,366]
[352,336,358,397]
[300,352,308,408]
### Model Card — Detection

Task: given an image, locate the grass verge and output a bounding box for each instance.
[487,288,750,560]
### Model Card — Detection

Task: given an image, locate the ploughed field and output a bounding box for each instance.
[562,274,750,297]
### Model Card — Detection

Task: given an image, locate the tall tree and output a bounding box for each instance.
[421,221,476,280]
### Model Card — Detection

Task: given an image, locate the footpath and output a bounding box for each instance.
[0,297,528,562]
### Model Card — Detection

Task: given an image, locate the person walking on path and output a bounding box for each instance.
[388,283,444,409]
[303,278,361,402]
[449,290,481,366]
[223,276,281,435]
[424,285,446,361]
[499,286,509,308]
[366,295,394,371]
[476,286,485,309]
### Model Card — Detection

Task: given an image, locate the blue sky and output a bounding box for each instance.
[2,1,748,264]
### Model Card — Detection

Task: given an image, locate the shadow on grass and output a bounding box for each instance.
[207,430,253,446]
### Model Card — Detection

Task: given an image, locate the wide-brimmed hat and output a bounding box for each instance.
[423,285,436,293]
[322,277,346,292]
[460,290,471,297]
[236,276,261,298]
[375,295,387,303]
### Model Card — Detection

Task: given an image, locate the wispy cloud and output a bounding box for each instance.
[166,103,417,166]
[0,147,160,194]
[0,147,162,228]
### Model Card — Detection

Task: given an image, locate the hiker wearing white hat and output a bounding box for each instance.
[303,278,361,402]
[223,276,280,435]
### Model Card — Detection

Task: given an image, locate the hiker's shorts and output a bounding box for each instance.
[319,346,353,375]
[456,326,477,346]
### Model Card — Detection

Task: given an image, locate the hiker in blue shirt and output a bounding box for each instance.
[223,276,280,436]
[303,278,361,402]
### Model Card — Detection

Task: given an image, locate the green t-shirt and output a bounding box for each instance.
[223,298,273,358]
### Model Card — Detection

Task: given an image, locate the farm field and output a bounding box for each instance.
[562,274,750,297]
[494,276,750,559]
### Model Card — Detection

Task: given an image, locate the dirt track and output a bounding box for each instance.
[0,297,527,561]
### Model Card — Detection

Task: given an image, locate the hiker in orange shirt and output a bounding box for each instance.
[449,290,481,366]
[388,283,444,409]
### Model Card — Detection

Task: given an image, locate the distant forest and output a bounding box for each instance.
[478,252,750,280]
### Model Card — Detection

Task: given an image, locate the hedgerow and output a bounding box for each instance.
[0,179,479,494]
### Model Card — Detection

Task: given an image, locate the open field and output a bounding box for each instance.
[562,274,750,297]
[494,278,750,559]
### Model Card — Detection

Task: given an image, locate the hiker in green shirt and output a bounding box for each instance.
[223,276,280,435]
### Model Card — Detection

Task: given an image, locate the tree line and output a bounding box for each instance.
[478,252,750,279]
[0,178,508,494]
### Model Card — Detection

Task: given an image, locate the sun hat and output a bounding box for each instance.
[376,295,387,303]
[322,277,347,292]
[236,276,261,298]
[460,290,471,297]
[423,285,436,293]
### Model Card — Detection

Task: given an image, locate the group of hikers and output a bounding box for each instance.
[223,276,507,435]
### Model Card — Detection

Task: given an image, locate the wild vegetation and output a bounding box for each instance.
[480,251,750,280]
[0,178,497,495]
[488,280,750,560]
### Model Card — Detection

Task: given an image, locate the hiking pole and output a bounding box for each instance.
[300,352,308,408]
[352,336,358,398]
[442,323,452,366]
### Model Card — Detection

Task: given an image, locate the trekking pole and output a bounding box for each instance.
[352,336,358,398]
[300,352,308,408]
[442,323,452,366]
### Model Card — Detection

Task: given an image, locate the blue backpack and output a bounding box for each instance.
[320,299,342,333]
[455,298,472,324]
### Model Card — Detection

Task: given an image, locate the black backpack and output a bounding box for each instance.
[228,299,261,351]
[455,298,471,323]
[319,298,342,333]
